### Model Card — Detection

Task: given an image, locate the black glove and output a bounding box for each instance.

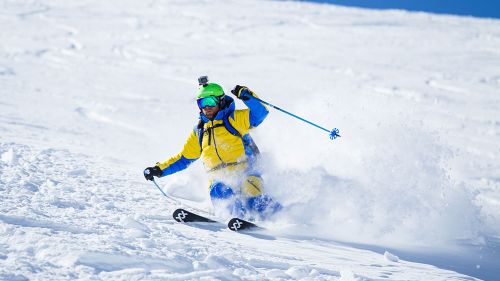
[143,166,162,181]
[231,85,253,101]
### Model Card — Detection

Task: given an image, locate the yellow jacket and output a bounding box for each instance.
[157,95,268,176]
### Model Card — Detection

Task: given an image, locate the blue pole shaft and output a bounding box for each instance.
[253,97,331,133]
[152,178,169,198]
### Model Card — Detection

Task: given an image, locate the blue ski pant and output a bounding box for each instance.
[209,175,282,219]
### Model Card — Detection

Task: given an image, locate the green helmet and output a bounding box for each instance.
[197,83,224,99]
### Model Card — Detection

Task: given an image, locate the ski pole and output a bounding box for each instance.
[252,96,340,140]
[152,178,182,205]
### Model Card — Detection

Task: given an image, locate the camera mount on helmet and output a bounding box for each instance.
[198,76,209,87]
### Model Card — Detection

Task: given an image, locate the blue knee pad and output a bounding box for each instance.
[210,182,246,218]
[209,182,235,200]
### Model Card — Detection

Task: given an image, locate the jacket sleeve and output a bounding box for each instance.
[156,129,201,176]
[242,91,269,128]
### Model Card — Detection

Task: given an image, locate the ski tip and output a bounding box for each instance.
[173,208,215,223]
[172,208,189,223]
[227,218,261,232]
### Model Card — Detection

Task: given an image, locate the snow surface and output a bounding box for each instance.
[1,0,500,280]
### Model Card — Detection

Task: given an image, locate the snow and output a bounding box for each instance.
[1,0,499,280]
[383,251,399,263]
[1,148,15,164]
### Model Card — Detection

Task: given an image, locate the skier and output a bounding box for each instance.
[144,77,281,220]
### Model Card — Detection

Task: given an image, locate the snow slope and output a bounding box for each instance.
[1,0,500,280]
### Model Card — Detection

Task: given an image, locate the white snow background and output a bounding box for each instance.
[1,0,500,280]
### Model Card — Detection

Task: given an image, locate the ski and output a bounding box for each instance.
[227,217,261,231]
[172,208,216,223]
[172,209,262,232]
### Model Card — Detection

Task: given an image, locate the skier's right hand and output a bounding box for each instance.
[144,166,162,181]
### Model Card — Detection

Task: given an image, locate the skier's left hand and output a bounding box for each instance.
[144,166,162,181]
[231,85,254,101]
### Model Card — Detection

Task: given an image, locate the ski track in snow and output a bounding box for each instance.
[1,0,500,280]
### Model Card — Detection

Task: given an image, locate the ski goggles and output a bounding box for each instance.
[197,96,220,109]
